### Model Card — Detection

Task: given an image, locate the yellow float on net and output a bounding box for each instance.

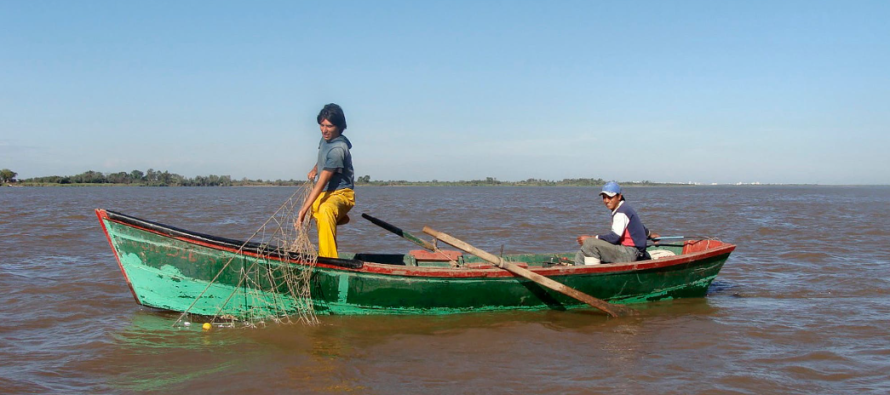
[202,323,212,330]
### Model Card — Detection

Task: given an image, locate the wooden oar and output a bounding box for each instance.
[361,213,459,267]
[362,213,435,250]
[422,226,637,318]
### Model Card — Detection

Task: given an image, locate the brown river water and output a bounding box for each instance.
[1,185,889,394]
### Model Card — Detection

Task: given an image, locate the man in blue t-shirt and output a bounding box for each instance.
[574,181,659,265]
[297,103,355,258]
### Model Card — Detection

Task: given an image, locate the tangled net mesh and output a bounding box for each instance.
[173,183,321,328]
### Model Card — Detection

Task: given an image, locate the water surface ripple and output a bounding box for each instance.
[1,186,889,394]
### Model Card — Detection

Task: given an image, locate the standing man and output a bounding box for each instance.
[297,103,355,258]
[574,181,659,265]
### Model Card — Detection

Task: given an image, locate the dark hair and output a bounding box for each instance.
[317,103,347,132]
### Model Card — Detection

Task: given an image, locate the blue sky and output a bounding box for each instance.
[2,1,888,184]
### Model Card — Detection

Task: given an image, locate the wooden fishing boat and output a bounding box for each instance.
[96,208,735,317]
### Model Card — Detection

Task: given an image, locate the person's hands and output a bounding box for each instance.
[650,232,660,240]
[297,206,310,227]
[307,168,318,181]
[577,235,593,245]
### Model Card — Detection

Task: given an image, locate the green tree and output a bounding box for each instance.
[0,169,17,183]
[158,171,172,186]
[130,170,144,182]
[145,168,157,184]
[106,171,130,184]
[70,170,105,184]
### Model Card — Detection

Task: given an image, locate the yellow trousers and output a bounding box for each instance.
[311,188,355,258]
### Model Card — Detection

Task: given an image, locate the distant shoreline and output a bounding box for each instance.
[4,182,848,188]
[5,169,861,187]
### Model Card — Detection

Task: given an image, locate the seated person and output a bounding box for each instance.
[574,181,659,265]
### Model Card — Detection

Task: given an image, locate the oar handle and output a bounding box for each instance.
[362,213,436,251]
[422,226,637,318]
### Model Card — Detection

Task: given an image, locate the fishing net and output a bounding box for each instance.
[173,183,321,328]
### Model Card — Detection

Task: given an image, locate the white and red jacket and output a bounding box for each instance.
[596,200,651,259]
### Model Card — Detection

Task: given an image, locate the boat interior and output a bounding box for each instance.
[345,242,689,268]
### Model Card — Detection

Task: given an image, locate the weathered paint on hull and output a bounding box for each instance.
[97,209,734,317]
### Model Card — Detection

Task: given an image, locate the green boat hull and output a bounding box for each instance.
[97,209,735,317]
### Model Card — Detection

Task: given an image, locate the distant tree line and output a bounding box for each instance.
[14,168,308,187]
[5,168,664,187]
[358,177,610,187]
[353,176,662,187]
